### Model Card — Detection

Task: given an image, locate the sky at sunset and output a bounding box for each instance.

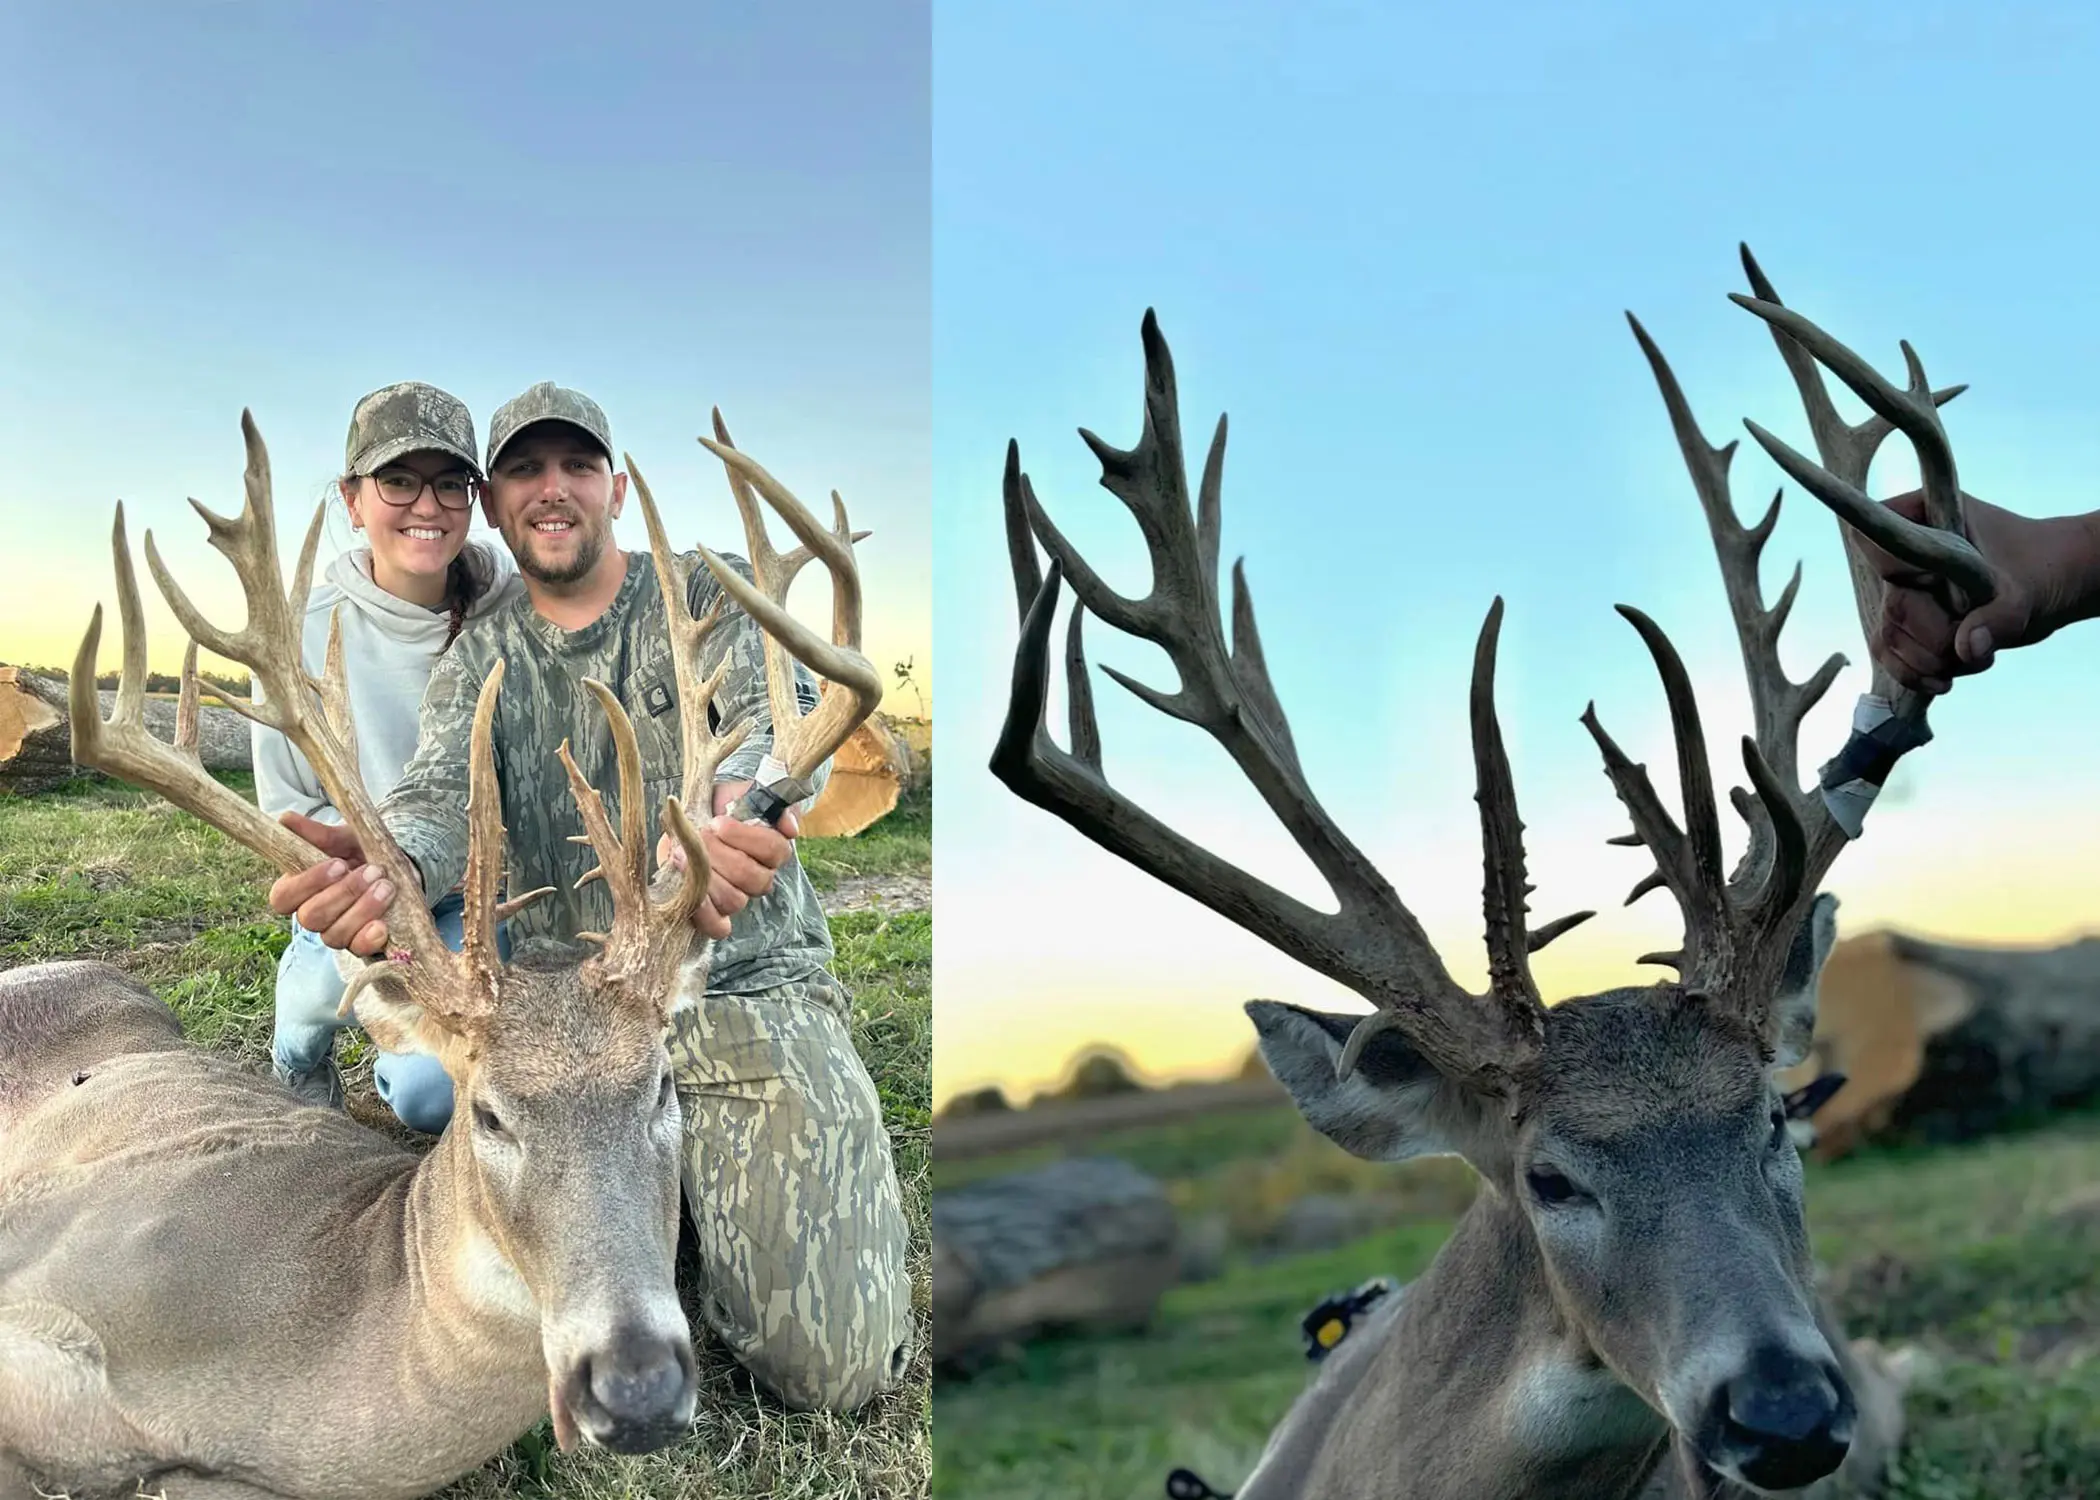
[932,0,2100,1106]
[0,3,930,716]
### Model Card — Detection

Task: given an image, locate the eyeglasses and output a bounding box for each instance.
[369,467,479,512]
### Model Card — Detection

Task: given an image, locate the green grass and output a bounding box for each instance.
[935,1106,2100,1500]
[799,779,932,894]
[0,771,933,1499]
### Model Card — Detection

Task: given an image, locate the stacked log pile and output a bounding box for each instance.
[933,1157,1180,1372]
[1782,928,2100,1159]
[0,667,250,795]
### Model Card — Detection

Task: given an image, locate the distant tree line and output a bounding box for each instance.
[14,664,251,698]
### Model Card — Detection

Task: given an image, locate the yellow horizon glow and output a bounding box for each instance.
[934,805,2100,1110]
[4,537,932,721]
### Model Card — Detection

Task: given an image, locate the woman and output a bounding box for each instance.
[252,381,521,1132]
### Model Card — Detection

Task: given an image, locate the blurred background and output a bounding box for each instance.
[931,3,2100,1496]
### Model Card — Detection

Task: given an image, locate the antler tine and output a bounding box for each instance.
[459,661,520,1001]
[1469,595,1554,1032]
[628,458,755,809]
[993,310,1541,1097]
[708,409,874,632]
[556,676,714,1024]
[173,641,200,758]
[556,682,651,948]
[694,431,884,782]
[315,607,362,787]
[1731,298,1991,611]
[72,503,316,871]
[141,411,321,699]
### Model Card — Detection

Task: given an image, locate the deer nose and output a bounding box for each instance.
[572,1327,697,1454]
[1716,1347,1853,1491]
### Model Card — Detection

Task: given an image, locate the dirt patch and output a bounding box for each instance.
[826,871,930,913]
[1,920,213,968]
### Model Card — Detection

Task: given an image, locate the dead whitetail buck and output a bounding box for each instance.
[0,415,881,1500]
[992,250,1992,1500]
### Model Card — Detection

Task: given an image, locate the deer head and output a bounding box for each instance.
[992,250,1989,1494]
[71,412,881,1455]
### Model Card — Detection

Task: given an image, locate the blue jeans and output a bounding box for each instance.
[271,890,507,1134]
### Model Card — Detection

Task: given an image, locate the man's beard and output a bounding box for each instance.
[508,510,607,586]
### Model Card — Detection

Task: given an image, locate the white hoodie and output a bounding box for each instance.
[252,540,523,824]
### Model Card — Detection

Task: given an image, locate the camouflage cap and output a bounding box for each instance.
[345,382,482,478]
[485,382,614,471]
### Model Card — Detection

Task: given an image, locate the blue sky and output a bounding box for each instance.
[933,0,2100,1103]
[0,2,929,712]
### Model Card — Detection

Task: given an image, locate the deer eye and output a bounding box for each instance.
[474,1102,511,1140]
[1768,1108,1789,1153]
[1526,1166,1586,1208]
[657,1071,677,1111]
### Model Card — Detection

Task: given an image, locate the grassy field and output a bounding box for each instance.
[934,1097,2100,1500]
[0,771,932,1500]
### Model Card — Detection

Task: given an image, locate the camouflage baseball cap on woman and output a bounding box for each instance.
[485,382,614,471]
[345,382,483,478]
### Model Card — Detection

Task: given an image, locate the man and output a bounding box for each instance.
[1857,488,2100,691]
[266,382,911,1414]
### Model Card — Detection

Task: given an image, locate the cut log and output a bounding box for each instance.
[802,714,922,838]
[0,668,74,795]
[1779,928,2100,1161]
[933,1157,1180,1372]
[0,667,252,795]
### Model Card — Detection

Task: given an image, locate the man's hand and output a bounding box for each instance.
[1859,491,2100,694]
[654,779,801,940]
[266,813,412,957]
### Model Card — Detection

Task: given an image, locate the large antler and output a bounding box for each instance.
[71,413,529,1034]
[553,461,746,1017]
[993,311,1588,1096]
[554,425,884,1016]
[1589,248,1992,1040]
[696,411,884,817]
[72,503,319,872]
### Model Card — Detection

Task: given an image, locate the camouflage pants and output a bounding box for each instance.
[669,966,912,1413]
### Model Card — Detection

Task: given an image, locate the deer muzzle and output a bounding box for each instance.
[1693,1340,1854,1493]
[552,1320,699,1454]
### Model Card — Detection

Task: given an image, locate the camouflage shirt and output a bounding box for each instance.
[380,547,833,996]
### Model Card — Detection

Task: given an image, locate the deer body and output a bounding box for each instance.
[0,962,657,1500]
[0,413,884,1496]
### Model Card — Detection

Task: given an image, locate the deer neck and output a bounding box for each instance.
[388,1123,548,1433]
[1289,1189,1670,1500]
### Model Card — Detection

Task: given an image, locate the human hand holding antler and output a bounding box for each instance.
[1847,489,2100,693]
[268,816,407,955]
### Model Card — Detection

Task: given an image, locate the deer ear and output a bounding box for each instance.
[356,992,475,1075]
[1246,1000,1507,1169]
[1770,891,1840,1071]
[336,955,476,1076]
